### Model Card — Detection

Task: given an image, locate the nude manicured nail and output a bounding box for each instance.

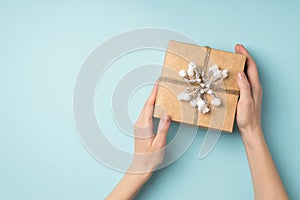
[238,72,245,80]
[163,114,169,121]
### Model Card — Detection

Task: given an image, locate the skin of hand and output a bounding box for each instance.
[106,82,171,200]
[235,44,289,200]
[130,82,171,174]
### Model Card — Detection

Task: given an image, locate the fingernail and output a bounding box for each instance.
[163,114,169,121]
[238,72,245,80]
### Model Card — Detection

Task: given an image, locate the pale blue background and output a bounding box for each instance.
[1,0,300,199]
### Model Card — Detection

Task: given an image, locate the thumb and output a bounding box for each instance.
[154,114,171,146]
[237,72,252,101]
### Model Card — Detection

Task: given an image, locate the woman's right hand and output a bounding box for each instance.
[235,44,263,139]
[235,44,289,200]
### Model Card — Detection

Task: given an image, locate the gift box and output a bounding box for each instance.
[153,40,246,132]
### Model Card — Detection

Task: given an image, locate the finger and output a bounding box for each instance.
[153,114,170,147]
[235,44,258,78]
[235,44,262,102]
[237,72,252,102]
[136,82,158,126]
[145,81,159,106]
[157,114,170,133]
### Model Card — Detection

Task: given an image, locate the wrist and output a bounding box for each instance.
[127,163,153,181]
[240,125,265,148]
[123,171,152,187]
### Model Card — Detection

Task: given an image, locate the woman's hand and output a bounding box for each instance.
[235,44,263,139]
[130,82,171,174]
[235,44,289,200]
[106,82,170,200]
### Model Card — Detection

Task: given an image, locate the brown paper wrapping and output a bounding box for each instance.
[153,40,246,132]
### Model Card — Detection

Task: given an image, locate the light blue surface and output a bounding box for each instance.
[1,1,300,199]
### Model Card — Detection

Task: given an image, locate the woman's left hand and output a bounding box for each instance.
[106,82,171,200]
[130,82,171,174]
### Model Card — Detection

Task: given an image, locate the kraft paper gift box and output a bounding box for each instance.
[153,40,246,132]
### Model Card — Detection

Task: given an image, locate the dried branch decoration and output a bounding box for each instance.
[177,62,229,114]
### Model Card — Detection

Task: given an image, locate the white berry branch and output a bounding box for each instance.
[177,62,229,114]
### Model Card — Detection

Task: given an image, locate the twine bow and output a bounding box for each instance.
[177,62,229,113]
